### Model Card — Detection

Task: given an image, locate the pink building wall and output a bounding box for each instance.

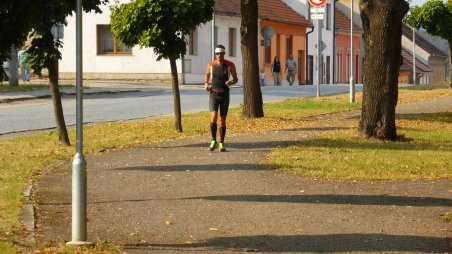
[335,33,361,83]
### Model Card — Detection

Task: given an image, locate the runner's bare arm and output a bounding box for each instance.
[204,63,211,91]
[225,63,238,86]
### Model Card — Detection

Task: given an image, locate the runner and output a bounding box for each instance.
[204,45,238,152]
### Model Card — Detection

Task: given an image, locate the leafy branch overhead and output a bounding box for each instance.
[110,0,215,61]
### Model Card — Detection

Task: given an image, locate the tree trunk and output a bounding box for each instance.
[240,0,264,118]
[48,56,70,145]
[169,58,183,132]
[358,0,409,140]
[8,46,19,86]
[448,40,451,89]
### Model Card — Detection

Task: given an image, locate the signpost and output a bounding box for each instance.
[308,0,327,97]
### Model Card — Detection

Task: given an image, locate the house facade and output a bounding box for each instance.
[334,7,363,84]
[59,2,175,81]
[401,25,447,84]
[59,0,309,85]
[284,0,337,85]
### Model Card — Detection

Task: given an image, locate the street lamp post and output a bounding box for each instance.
[66,0,93,247]
[349,0,355,103]
[413,26,416,85]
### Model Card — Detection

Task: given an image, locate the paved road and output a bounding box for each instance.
[0,84,360,135]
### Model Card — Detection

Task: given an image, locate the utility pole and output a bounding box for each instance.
[349,0,355,103]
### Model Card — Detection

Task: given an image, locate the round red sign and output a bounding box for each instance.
[308,0,327,7]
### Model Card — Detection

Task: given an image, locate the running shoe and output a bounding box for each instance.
[218,142,226,152]
[208,140,218,151]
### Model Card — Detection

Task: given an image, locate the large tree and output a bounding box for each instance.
[358,0,409,140]
[240,0,264,118]
[26,0,107,145]
[0,0,107,145]
[405,0,452,89]
[111,0,215,132]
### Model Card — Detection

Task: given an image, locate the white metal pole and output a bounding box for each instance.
[349,0,355,103]
[413,27,416,85]
[212,13,215,59]
[317,19,321,97]
[67,0,92,247]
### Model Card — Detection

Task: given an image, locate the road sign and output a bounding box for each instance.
[310,7,325,14]
[308,0,327,7]
[315,41,327,52]
[311,14,324,20]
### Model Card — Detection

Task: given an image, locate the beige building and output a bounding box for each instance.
[401,25,447,84]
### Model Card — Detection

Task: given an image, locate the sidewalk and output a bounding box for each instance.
[0,80,206,103]
[30,98,451,253]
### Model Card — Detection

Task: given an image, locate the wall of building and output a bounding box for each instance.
[183,15,244,84]
[335,32,361,83]
[59,1,177,80]
[429,56,447,83]
[259,20,307,85]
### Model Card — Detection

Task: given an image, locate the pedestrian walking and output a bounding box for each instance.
[259,69,265,86]
[18,48,31,82]
[285,54,296,86]
[271,56,281,86]
[204,45,238,152]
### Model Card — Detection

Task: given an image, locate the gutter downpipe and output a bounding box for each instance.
[333,0,338,84]
[306,3,315,85]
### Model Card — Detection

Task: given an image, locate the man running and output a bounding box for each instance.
[204,45,238,152]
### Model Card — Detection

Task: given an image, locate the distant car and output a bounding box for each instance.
[2,61,10,81]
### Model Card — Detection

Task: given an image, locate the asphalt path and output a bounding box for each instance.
[0,84,360,135]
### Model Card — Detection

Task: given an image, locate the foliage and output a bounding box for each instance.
[110,0,215,61]
[26,0,108,75]
[405,0,452,41]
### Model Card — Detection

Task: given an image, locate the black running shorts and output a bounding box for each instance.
[209,91,230,117]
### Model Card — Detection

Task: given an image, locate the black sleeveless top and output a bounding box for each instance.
[209,60,232,92]
[273,60,281,73]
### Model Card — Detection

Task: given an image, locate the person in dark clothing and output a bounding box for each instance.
[204,45,238,152]
[271,56,281,86]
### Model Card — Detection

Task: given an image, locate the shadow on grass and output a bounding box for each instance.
[299,138,444,152]
[124,233,450,253]
[186,194,452,207]
[397,111,452,123]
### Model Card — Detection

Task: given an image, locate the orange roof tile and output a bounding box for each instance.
[215,0,310,27]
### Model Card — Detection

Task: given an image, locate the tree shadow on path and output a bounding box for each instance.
[125,233,451,253]
[187,194,452,207]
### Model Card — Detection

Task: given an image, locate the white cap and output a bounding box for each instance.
[215,47,225,54]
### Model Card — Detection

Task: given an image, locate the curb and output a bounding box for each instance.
[0,88,141,104]
[19,181,35,247]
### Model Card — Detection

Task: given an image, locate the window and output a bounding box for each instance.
[188,29,198,55]
[326,4,331,30]
[264,37,271,64]
[229,28,236,57]
[97,25,132,55]
[184,59,191,73]
[286,35,293,59]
